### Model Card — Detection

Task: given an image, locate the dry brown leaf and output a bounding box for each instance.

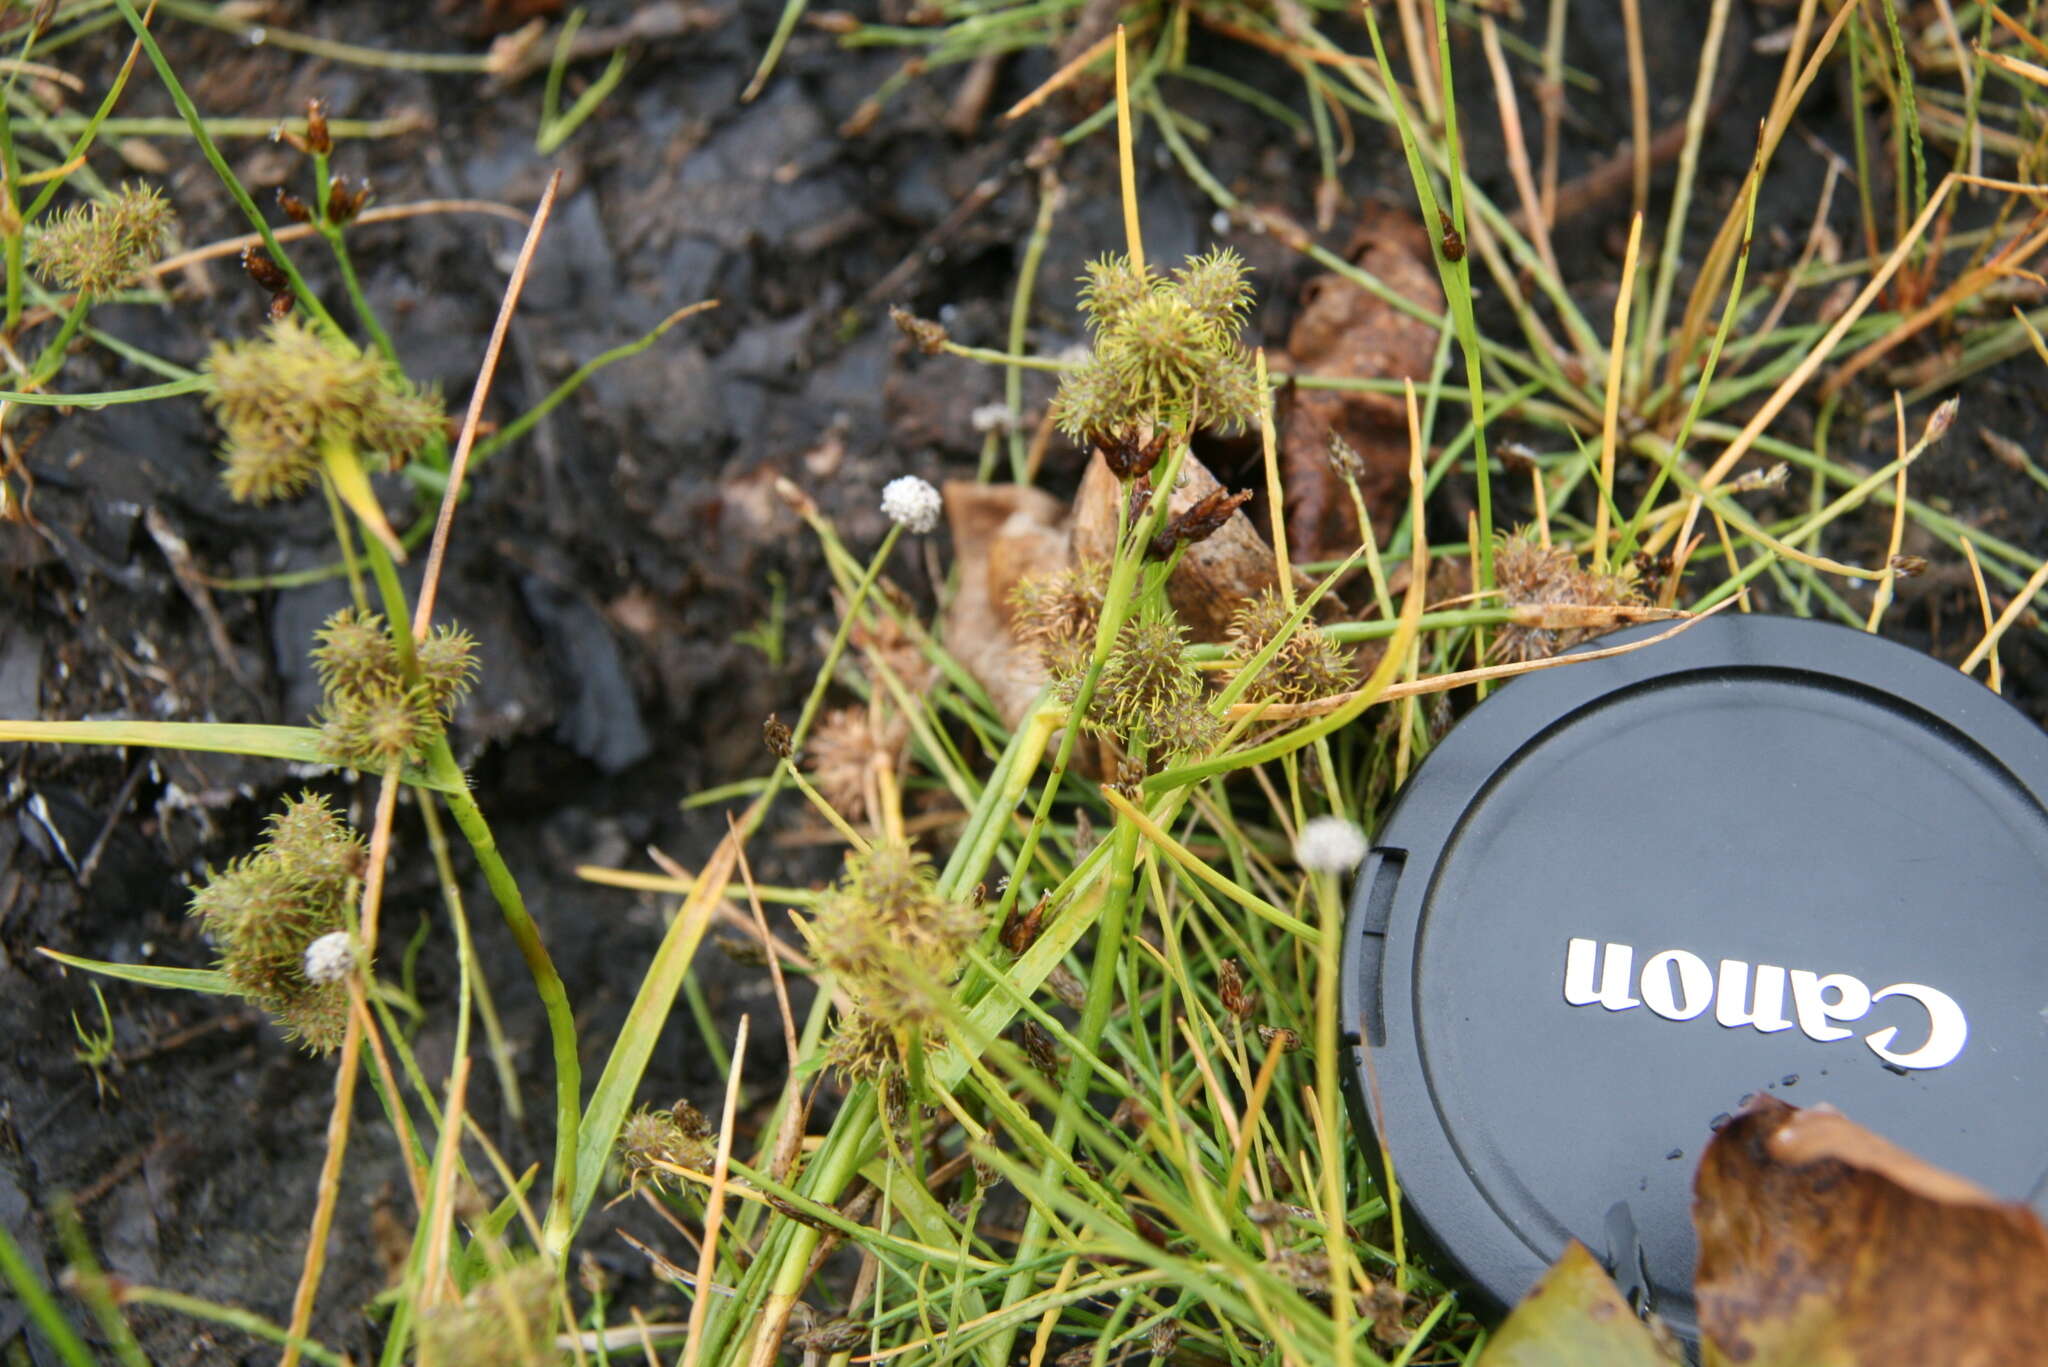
[940,481,1066,730]
[1277,206,1443,564]
[1071,450,1279,642]
[1695,1094,2048,1366]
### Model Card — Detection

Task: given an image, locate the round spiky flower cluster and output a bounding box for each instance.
[810,845,981,1081]
[616,1100,714,1191]
[28,183,175,297]
[1008,558,1109,681]
[312,607,477,769]
[1051,249,1260,440]
[1491,529,1644,663]
[415,1259,559,1367]
[188,793,365,1052]
[1223,589,1357,703]
[1089,603,1223,764]
[203,316,444,504]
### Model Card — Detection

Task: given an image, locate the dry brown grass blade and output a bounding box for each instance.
[413,170,561,639]
[1480,17,1560,289]
[1003,27,1116,120]
[279,768,401,1367]
[679,1015,749,1367]
[1619,0,1651,218]
[1961,538,2004,692]
[1694,174,1958,496]
[147,200,529,280]
[1988,3,2048,62]
[1226,598,1734,722]
[1819,210,2048,399]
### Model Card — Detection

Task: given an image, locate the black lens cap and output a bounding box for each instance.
[1341,614,2048,1337]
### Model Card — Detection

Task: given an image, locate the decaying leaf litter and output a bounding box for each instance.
[2,1,2048,1365]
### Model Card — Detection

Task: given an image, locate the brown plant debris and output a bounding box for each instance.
[1490,530,1644,663]
[1694,1095,2048,1367]
[1276,206,1444,564]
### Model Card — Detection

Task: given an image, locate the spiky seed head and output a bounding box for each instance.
[1008,559,1109,681]
[217,419,321,503]
[187,793,363,1052]
[1078,253,1156,330]
[1056,250,1260,438]
[312,608,400,697]
[825,1008,901,1083]
[1224,589,1357,703]
[416,624,479,717]
[809,844,980,1028]
[204,316,391,505]
[415,1260,558,1367]
[263,791,367,895]
[319,681,440,768]
[1491,528,1644,663]
[27,183,175,296]
[353,380,446,469]
[616,1104,714,1189]
[1173,249,1254,329]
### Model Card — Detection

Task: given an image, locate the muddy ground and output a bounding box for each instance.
[2,1,2045,1361]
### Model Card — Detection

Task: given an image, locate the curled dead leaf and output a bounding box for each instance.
[940,481,1065,731]
[1694,1094,2048,1366]
[1072,450,1278,642]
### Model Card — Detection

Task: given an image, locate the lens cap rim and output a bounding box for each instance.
[1340,614,2048,1335]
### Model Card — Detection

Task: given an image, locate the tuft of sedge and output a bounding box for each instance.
[1223,588,1356,703]
[1491,527,1645,664]
[1089,602,1223,764]
[806,706,904,822]
[808,844,980,1031]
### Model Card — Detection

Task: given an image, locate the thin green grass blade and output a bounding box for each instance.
[567,833,733,1230]
[0,1221,96,1367]
[0,375,205,406]
[0,719,462,791]
[39,949,235,994]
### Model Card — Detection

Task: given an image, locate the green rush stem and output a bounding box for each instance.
[28,294,87,384]
[0,54,20,341]
[359,531,581,1255]
[116,1286,345,1367]
[435,759,581,1256]
[0,1220,93,1367]
[1007,172,1061,483]
[422,788,522,1121]
[994,815,1142,1358]
[113,0,340,333]
[312,150,399,366]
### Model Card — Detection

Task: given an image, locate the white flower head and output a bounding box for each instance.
[881,475,942,534]
[302,931,356,985]
[970,402,1014,434]
[1294,815,1367,874]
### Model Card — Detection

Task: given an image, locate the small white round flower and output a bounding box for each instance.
[881,475,942,534]
[302,931,356,985]
[970,402,1014,434]
[1294,815,1368,874]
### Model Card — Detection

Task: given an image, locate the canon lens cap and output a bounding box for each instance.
[1341,614,2048,1338]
